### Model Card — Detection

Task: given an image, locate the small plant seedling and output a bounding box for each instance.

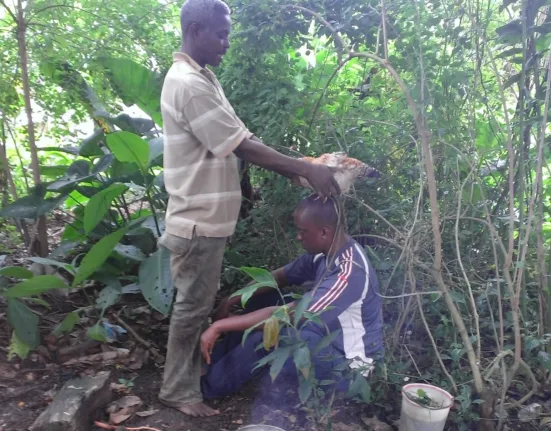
[406,388,444,409]
[118,377,136,389]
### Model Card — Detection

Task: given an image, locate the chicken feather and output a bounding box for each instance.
[292,152,380,194]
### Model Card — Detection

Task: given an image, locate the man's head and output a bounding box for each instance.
[180,0,231,68]
[293,195,341,255]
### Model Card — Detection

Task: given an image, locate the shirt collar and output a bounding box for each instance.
[172,52,217,78]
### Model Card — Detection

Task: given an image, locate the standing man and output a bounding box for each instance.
[158,0,341,418]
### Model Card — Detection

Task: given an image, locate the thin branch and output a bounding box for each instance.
[416,295,458,393]
[454,159,481,361]
[381,0,389,60]
[0,0,17,22]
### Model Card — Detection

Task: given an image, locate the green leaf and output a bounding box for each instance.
[87,322,108,342]
[298,377,313,403]
[98,57,163,126]
[72,227,128,287]
[78,129,105,157]
[2,275,68,298]
[7,331,31,360]
[84,183,128,234]
[139,247,174,315]
[28,257,75,274]
[96,279,121,314]
[230,267,278,307]
[293,295,312,326]
[269,346,292,382]
[106,131,150,173]
[112,244,146,263]
[0,266,34,279]
[313,330,341,354]
[538,351,551,371]
[0,193,67,220]
[7,298,40,348]
[242,320,265,347]
[52,311,80,337]
[293,346,311,378]
[92,154,114,174]
[347,371,371,402]
[40,165,69,177]
[148,137,164,167]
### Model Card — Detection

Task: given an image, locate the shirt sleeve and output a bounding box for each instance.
[283,254,317,286]
[181,81,252,158]
[306,250,368,325]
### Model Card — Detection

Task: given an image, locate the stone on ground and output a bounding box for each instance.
[29,371,111,431]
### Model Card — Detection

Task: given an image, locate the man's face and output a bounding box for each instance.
[293,210,329,255]
[194,12,231,67]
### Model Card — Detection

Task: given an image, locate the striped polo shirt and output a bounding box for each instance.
[160,52,253,239]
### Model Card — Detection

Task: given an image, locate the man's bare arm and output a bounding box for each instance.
[233,137,340,198]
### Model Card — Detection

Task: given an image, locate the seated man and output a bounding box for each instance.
[199,195,384,398]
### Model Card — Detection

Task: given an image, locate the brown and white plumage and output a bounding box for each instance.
[292,152,380,194]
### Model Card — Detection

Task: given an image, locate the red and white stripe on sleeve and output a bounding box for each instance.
[308,248,353,313]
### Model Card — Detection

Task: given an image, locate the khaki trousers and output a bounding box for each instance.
[158,231,226,406]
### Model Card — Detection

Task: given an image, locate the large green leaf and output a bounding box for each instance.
[7,298,40,349]
[52,311,80,337]
[98,57,163,126]
[230,267,278,307]
[1,275,68,298]
[96,279,121,315]
[293,345,311,378]
[72,226,128,287]
[79,129,105,157]
[148,137,164,167]
[0,192,67,220]
[139,247,174,316]
[106,131,150,174]
[84,183,128,234]
[0,266,34,279]
[269,346,292,382]
[48,160,96,192]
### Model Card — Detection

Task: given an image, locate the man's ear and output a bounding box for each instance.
[188,22,202,39]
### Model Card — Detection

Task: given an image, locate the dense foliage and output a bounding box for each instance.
[2,0,551,429]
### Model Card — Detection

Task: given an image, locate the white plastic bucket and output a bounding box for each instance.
[400,383,454,431]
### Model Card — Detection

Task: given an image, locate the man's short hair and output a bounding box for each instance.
[180,0,231,34]
[295,194,341,229]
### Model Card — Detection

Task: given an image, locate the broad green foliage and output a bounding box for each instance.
[106,132,150,174]
[2,0,551,426]
[138,247,174,316]
[84,183,128,234]
[98,57,164,127]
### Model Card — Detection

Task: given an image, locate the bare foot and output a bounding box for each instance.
[177,402,220,417]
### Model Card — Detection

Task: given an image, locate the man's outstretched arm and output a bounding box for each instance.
[201,303,293,365]
[234,137,340,199]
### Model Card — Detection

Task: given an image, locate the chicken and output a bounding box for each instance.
[292,152,380,194]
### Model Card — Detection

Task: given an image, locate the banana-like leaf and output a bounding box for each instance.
[98,57,163,127]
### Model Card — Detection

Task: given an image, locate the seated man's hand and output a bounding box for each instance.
[201,324,221,365]
[212,297,232,322]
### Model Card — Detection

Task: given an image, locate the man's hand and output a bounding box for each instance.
[200,324,221,365]
[211,297,232,322]
[304,163,341,200]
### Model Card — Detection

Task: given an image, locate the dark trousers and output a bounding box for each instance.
[201,290,347,399]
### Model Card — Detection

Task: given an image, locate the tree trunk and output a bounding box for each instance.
[16,1,48,257]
